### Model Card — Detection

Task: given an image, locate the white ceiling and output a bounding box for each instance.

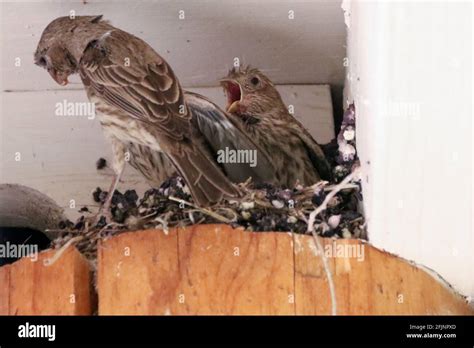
[0,0,346,91]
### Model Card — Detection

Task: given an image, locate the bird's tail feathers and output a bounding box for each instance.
[169,147,240,207]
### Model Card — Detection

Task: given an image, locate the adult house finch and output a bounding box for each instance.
[34,16,274,213]
[220,66,332,187]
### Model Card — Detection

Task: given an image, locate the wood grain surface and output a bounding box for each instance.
[0,246,92,315]
[97,225,473,315]
[2,224,471,315]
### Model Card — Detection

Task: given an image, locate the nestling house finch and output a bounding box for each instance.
[34,16,274,211]
[220,66,332,187]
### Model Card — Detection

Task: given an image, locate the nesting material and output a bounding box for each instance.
[51,176,363,260]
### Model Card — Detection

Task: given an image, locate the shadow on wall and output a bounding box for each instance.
[0,184,66,265]
[331,85,344,134]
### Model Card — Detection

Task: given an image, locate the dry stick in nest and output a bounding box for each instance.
[306,166,362,316]
[43,236,83,266]
[168,196,233,224]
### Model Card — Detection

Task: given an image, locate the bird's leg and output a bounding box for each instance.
[97,166,124,222]
[99,137,127,222]
[86,136,127,226]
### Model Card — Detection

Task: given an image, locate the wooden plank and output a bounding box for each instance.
[8,255,35,315]
[367,246,473,315]
[6,246,92,315]
[176,225,294,315]
[294,234,473,315]
[2,225,468,315]
[294,234,334,314]
[338,240,372,315]
[97,229,179,315]
[293,235,371,315]
[0,263,10,314]
[98,227,473,315]
[98,225,295,315]
[367,245,418,315]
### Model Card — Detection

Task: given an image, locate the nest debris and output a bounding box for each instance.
[50,174,364,261]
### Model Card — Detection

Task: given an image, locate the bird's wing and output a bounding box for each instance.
[79,30,189,142]
[293,121,333,181]
[79,31,239,206]
[127,142,176,186]
[185,91,276,184]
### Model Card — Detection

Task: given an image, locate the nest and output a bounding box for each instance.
[49,104,364,263]
[49,174,364,261]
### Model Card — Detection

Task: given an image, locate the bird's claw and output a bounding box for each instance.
[83,207,114,230]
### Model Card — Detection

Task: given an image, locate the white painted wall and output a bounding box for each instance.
[344,0,473,298]
[0,0,346,91]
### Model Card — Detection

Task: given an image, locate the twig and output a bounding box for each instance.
[311,234,337,315]
[154,217,169,234]
[307,167,361,232]
[323,182,359,192]
[168,196,233,224]
[306,166,361,315]
[44,236,83,266]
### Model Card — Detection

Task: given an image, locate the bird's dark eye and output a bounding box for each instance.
[250,76,260,86]
[37,57,47,67]
[65,53,77,68]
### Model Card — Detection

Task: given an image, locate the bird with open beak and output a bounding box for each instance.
[220,66,332,188]
[34,16,275,216]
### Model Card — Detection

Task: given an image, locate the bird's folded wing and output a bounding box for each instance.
[295,124,333,181]
[185,91,276,184]
[79,30,189,142]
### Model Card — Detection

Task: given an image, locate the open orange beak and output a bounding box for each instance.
[219,78,242,113]
[48,68,69,86]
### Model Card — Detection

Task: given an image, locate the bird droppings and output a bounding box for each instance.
[343,126,355,141]
[322,103,359,183]
[271,200,285,209]
[328,214,341,229]
[240,201,255,210]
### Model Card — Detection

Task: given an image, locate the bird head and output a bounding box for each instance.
[219,66,285,118]
[34,15,107,86]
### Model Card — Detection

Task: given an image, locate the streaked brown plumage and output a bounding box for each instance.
[34,16,274,209]
[220,66,332,187]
